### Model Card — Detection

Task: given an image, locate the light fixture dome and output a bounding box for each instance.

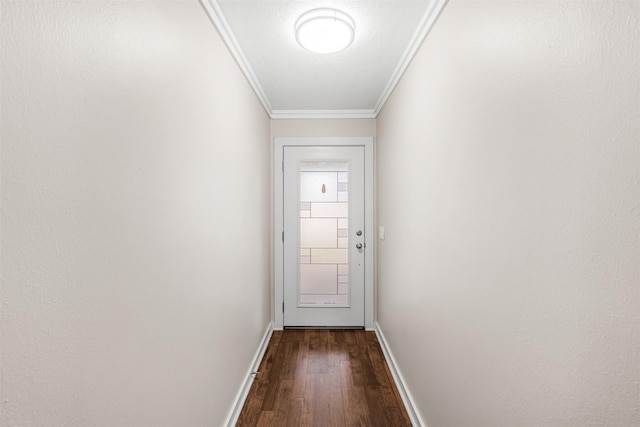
[295,8,355,54]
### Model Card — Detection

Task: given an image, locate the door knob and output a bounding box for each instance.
[356,243,363,249]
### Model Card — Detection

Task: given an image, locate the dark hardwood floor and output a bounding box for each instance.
[237,329,412,427]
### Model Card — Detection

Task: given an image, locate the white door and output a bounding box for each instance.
[283,146,365,327]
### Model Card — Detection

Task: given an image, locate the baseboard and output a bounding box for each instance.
[375,322,426,427]
[225,322,274,427]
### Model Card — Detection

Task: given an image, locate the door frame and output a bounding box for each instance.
[274,137,374,330]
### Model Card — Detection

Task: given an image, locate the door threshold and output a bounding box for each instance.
[284,326,364,330]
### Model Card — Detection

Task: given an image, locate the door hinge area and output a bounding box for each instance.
[282,231,284,242]
[282,301,284,313]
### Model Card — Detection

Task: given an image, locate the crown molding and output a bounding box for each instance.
[200,0,448,120]
[199,0,273,115]
[270,109,377,120]
[372,0,449,116]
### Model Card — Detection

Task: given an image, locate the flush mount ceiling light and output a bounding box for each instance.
[295,8,355,54]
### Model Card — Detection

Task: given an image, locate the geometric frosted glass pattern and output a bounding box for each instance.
[311,249,348,264]
[300,172,337,202]
[299,161,349,305]
[300,218,337,248]
[311,202,348,218]
[300,264,337,294]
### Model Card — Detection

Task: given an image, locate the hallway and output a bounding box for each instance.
[237,330,411,427]
[2,1,638,426]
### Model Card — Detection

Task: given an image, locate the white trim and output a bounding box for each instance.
[372,0,448,116]
[199,0,273,115]
[375,322,426,427]
[274,137,375,330]
[200,0,447,119]
[224,322,274,427]
[271,109,377,120]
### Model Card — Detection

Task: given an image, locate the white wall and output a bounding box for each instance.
[376,1,639,426]
[1,1,270,426]
[270,119,376,140]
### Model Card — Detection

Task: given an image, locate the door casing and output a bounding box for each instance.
[274,137,374,330]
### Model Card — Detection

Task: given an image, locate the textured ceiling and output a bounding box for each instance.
[205,0,445,118]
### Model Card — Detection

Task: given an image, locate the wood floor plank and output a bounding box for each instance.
[237,329,411,427]
[378,382,413,426]
[260,331,282,376]
[300,365,316,427]
[308,374,331,426]
[366,338,392,387]
[306,330,330,374]
[340,360,372,426]
[281,339,301,379]
[255,411,274,427]
[270,378,295,426]
[286,340,309,426]
[236,331,283,427]
[292,339,309,398]
[380,348,414,426]
[285,398,305,427]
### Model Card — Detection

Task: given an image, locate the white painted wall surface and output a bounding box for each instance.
[1,1,270,426]
[270,118,376,140]
[376,1,639,426]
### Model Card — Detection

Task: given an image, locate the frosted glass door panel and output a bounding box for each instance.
[299,161,349,306]
[300,172,338,202]
[300,264,338,294]
[283,145,365,327]
[300,218,337,248]
[311,203,348,218]
[310,249,348,264]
